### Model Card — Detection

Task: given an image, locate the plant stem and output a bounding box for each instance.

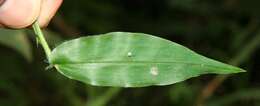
[32,22,52,60]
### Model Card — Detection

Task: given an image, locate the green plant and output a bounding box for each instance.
[32,22,244,88]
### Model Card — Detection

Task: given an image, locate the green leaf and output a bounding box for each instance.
[49,32,245,87]
[0,29,32,61]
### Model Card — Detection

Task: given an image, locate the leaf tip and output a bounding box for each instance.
[229,66,247,73]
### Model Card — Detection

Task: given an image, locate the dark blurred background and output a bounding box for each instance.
[0,0,260,106]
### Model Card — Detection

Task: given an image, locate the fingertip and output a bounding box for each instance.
[0,23,4,28]
[0,0,41,28]
[38,0,63,27]
[0,0,40,28]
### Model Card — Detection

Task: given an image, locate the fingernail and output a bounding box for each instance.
[0,0,5,7]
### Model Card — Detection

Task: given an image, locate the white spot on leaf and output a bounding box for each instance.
[150,67,159,76]
[127,52,132,57]
[124,83,131,87]
[91,81,97,85]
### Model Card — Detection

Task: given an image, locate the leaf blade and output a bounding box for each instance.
[50,32,244,87]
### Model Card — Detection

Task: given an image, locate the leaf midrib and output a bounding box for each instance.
[51,60,239,71]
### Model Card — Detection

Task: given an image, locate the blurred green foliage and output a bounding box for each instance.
[0,0,259,106]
